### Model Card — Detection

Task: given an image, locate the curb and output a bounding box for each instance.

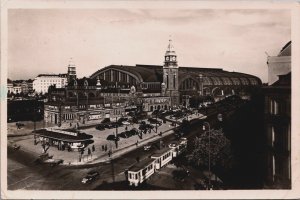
[61,128,176,166]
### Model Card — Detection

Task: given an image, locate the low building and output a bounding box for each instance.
[33,74,68,94]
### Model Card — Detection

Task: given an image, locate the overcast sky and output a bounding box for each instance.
[8,9,291,83]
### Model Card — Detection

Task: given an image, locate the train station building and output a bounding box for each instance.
[45,40,261,125]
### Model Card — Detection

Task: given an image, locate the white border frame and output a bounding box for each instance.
[1,1,300,199]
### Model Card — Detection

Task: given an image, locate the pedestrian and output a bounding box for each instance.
[108,150,111,157]
[115,140,118,149]
[88,148,91,159]
[136,140,139,147]
[102,145,104,151]
[105,144,107,152]
[92,145,95,152]
[136,156,140,163]
[70,122,72,127]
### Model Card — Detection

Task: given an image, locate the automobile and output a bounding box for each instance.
[124,131,132,138]
[106,135,119,141]
[35,153,64,167]
[118,132,128,138]
[148,118,162,125]
[129,128,139,135]
[106,123,115,129]
[171,122,177,126]
[101,118,110,124]
[122,121,130,125]
[117,117,128,123]
[143,144,151,151]
[13,144,21,150]
[16,122,25,127]
[95,124,105,131]
[110,122,121,128]
[81,171,100,184]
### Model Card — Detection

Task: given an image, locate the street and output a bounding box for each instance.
[7,97,243,190]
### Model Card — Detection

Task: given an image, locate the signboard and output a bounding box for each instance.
[89,115,101,120]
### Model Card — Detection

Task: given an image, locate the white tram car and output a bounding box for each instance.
[128,158,156,186]
[151,148,173,170]
[127,139,187,186]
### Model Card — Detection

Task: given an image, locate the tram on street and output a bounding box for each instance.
[127,138,188,186]
[127,158,156,186]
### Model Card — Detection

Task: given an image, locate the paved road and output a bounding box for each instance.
[7,119,206,190]
[7,97,242,190]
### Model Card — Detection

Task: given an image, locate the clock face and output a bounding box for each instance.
[171,56,176,61]
[166,56,170,61]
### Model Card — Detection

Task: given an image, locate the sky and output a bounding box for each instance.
[8,9,291,83]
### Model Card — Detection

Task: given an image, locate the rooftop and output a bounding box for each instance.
[151,147,172,158]
[34,128,94,142]
[129,158,156,172]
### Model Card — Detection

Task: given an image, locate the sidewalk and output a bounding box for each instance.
[73,129,175,166]
[10,120,176,167]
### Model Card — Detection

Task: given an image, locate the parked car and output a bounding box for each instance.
[106,135,119,141]
[117,117,128,123]
[118,132,128,138]
[101,118,110,124]
[122,121,130,125]
[13,144,21,150]
[35,153,64,167]
[148,118,162,125]
[95,124,105,131]
[81,171,100,184]
[16,122,25,127]
[129,128,139,135]
[143,144,151,151]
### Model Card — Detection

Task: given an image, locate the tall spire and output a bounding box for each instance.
[165,36,176,56]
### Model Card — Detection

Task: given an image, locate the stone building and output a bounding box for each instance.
[264,41,291,189]
[45,40,261,125]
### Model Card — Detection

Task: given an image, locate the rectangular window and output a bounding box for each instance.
[274,100,279,115]
[272,126,275,147]
[173,75,176,88]
[270,99,273,114]
[272,155,276,182]
[166,75,169,88]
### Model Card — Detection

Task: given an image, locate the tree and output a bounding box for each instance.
[41,141,50,153]
[187,129,233,170]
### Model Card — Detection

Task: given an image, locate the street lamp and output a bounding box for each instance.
[202,121,211,190]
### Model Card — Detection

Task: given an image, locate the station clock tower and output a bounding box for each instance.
[163,39,179,108]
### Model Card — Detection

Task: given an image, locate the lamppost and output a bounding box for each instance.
[156,112,158,133]
[202,121,211,190]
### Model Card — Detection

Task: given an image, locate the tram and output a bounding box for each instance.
[127,158,156,186]
[127,138,188,186]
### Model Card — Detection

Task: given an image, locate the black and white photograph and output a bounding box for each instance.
[1,1,300,199]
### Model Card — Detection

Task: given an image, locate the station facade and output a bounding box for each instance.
[45,40,261,125]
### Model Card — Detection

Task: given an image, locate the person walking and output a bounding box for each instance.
[92,145,95,152]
